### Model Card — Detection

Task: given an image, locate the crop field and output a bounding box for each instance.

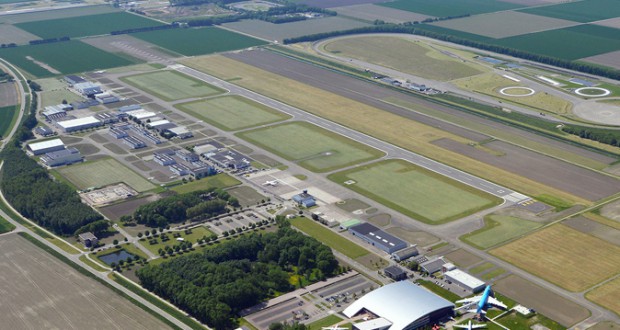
[329,159,501,224]
[0,24,39,45]
[175,95,290,130]
[0,105,17,137]
[171,173,240,194]
[0,6,118,24]
[495,24,620,60]
[57,158,155,192]
[586,276,620,315]
[0,41,135,78]
[237,121,384,172]
[432,11,578,39]
[0,82,17,107]
[222,16,369,42]
[491,224,620,292]
[16,12,163,39]
[461,215,542,249]
[121,70,225,101]
[379,0,521,17]
[323,36,485,81]
[333,4,432,23]
[583,50,620,70]
[133,26,266,56]
[290,216,369,259]
[0,234,169,329]
[518,0,620,22]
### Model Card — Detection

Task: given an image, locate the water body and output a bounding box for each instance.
[99,250,135,265]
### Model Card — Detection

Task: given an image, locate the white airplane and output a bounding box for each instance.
[454,320,486,330]
[322,326,347,330]
[455,285,507,315]
[262,180,279,186]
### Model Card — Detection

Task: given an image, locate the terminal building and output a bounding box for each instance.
[343,281,454,330]
[56,116,102,133]
[348,223,408,254]
[27,139,65,155]
[443,269,485,294]
[40,147,83,167]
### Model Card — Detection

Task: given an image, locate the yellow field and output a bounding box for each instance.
[586,276,620,315]
[491,225,620,292]
[182,55,588,205]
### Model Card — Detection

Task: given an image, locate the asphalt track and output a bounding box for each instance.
[173,64,528,203]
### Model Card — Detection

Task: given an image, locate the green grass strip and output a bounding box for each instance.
[290,217,369,259]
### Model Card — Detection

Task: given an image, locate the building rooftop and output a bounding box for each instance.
[57,116,101,129]
[43,147,80,160]
[349,223,407,249]
[444,269,485,289]
[78,232,97,240]
[384,265,406,277]
[354,317,393,330]
[126,109,156,120]
[27,138,65,152]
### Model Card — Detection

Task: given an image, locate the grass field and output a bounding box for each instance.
[461,215,542,249]
[0,105,17,138]
[308,315,344,330]
[586,276,620,315]
[290,217,369,259]
[170,173,240,194]
[0,215,15,234]
[133,26,266,56]
[380,0,521,17]
[175,95,290,130]
[139,226,214,254]
[57,158,155,192]
[237,121,384,172]
[227,186,265,207]
[0,5,118,24]
[329,159,501,224]
[491,224,620,292]
[0,41,136,78]
[121,70,225,101]
[323,36,484,81]
[470,262,494,274]
[519,0,620,22]
[16,12,163,39]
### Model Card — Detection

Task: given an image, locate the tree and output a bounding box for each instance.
[113,239,119,245]
[138,232,143,238]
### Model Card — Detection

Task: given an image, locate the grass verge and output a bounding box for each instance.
[290,217,369,259]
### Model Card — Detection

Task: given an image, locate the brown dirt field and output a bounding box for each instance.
[444,249,482,267]
[334,4,432,23]
[586,276,620,316]
[103,142,129,155]
[583,50,620,70]
[0,234,170,329]
[595,17,620,29]
[367,213,391,227]
[82,34,174,63]
[491,224,620,292]
[588,321,620,330]
[99,194,161,220]
[433,138,620,201]
[495,275,590,327]
[0,24,39,45]
[0,82,17,107]
[563,216,620,246]
[601,199,620,222]
[385,226,439,247]
[132,160,153,172]
[336,198,371,212]
[294,0,386,9]
[72,143,101,156]
[89,133,108,144]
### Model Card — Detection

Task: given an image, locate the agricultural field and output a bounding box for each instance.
[491,224,620,292]
[0,105,18,137]
[15,12,164,39]
[460,215,542,249]
[170,173,240,194]
[133,26,266,56]
[432,11,577,39]
[323,36,485,81]
[226,186,265,207]
[0,5,118,24]
[289,216,369,259]
[0,24,39,45]
[121,70,225,101]
[329,159,501,224]
[0,233,169,329]
[40,89,84,107]
[237,121,384,172]
[222,16,369,42]
[518,0,620,22]
[0,41,136,78]
[0,82,17,107]
[175,95,290,131]
[586,276,620,315]
[334,4,431,23]
[57,158,155,192]
[379,0,522,17]
[583,50,620,70]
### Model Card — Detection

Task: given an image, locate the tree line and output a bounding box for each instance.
[137,222,339,329]
[183,4,335,26]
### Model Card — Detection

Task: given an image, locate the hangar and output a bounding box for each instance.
[57,116,102,133]
[349,223,407,254]
[343,281,454,330]
[27,138,65,155]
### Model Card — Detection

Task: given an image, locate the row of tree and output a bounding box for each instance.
[562,125,620,147]
[183,4,335,26]
[29,36,70,45]
[110,23,179,36]
[169,0,241,7]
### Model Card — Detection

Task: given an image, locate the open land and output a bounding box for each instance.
[82,34,177,64]
[171,173,241,194]
[582,50,620,70]
[0,234,169,329]
[491,224,620,292]
[563,216,620,246]
[444,249,482,268]
[290,216,369,259]
[0,6,119,24]
[329,159,501,224]
[121,70,226,101]
[175,95,290,131]
[0,82,17,107]
[222,17,369,42]
[40,89,84,107]
[379,0,522,17]
[518,0,620,22]
[333,4,432,23]
[296,0,386,8]
[98,195,162,221]
[15,12,164,39]
[0,24,39,45]
[323,36,485,81]
[460,215,542,249]
[133,26,266,56]
[237,121,385,172]
[0,105,17,137]
[586,276,620,315]
[226,186,265,207]
[384,226,439,247]
[57,158,155,192]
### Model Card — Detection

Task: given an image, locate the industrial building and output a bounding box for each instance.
[64,75,86,86]
[292,190,316,207]
[419,256,447,275]
[154,154,176,166]
[40,147,83,167]
[125,109,156,121]
[348,223,408,254]
[95,93,119,104]
[170,163,191,176]
[118,104,142,112]
[123,136,146,149]
[391,245,419,262]
[27,139,65,155]
[167,126,193,139]
[71,99,99,110]
[78,232,98,248]
[194,143,217,156]
[109,127,129,139]
[343,281,454,330]
[73,82,102,96]
[189,163,217,178]
[147,119,176,131]
[42,104,70,121]
[207,149,251,170]
[95,112,120,124]
[384,265,407,281]
[35,126,54,137]
[56,116,102,133]
[443,269,485,294]
[176,149,200,162]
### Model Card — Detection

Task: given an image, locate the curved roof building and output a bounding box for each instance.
[343,281,454,330]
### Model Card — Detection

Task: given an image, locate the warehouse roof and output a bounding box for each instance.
[27,138,65,152]
[57,116,101,129]
[444,269,485,289]
[349,223,406,249]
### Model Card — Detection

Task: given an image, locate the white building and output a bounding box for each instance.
[57,116,102,133]
[27,139,65,155]
[40,147,83,167]
[443,269,485,293]
[126,109,157,121]
[73,82,102,96]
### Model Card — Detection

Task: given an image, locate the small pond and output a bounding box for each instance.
[99,250,136,265]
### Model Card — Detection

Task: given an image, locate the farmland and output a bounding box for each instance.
[586,276,620,315]
[329,159,501,224]
[170,173,241,194]
[323,36,485,81]
[0,5,118,24]
[491,225,620,292]
[133,26,266,56]
[460,215,542,249]
[333,4,432,24]
[15,12,164,39]
[57,158,155,192]
[379,0,521,17]
[0,24,39,45]
[121,70,226,101]
[519,0,620,22]
[0,105,17,138]
[175,95,290,131]
[0,41,136,78]
[290,216,369,259]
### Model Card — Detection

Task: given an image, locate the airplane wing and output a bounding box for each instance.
[471,325,486,329]
[453,325,468,329]
[487,296,507,309]
[456,296,481,305]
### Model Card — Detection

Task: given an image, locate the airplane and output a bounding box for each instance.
[454,320,486,330]
[456,285,507,316]
[322,326,347,330]
[262,180,279,186]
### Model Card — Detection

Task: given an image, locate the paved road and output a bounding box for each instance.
[173,65,528,204]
